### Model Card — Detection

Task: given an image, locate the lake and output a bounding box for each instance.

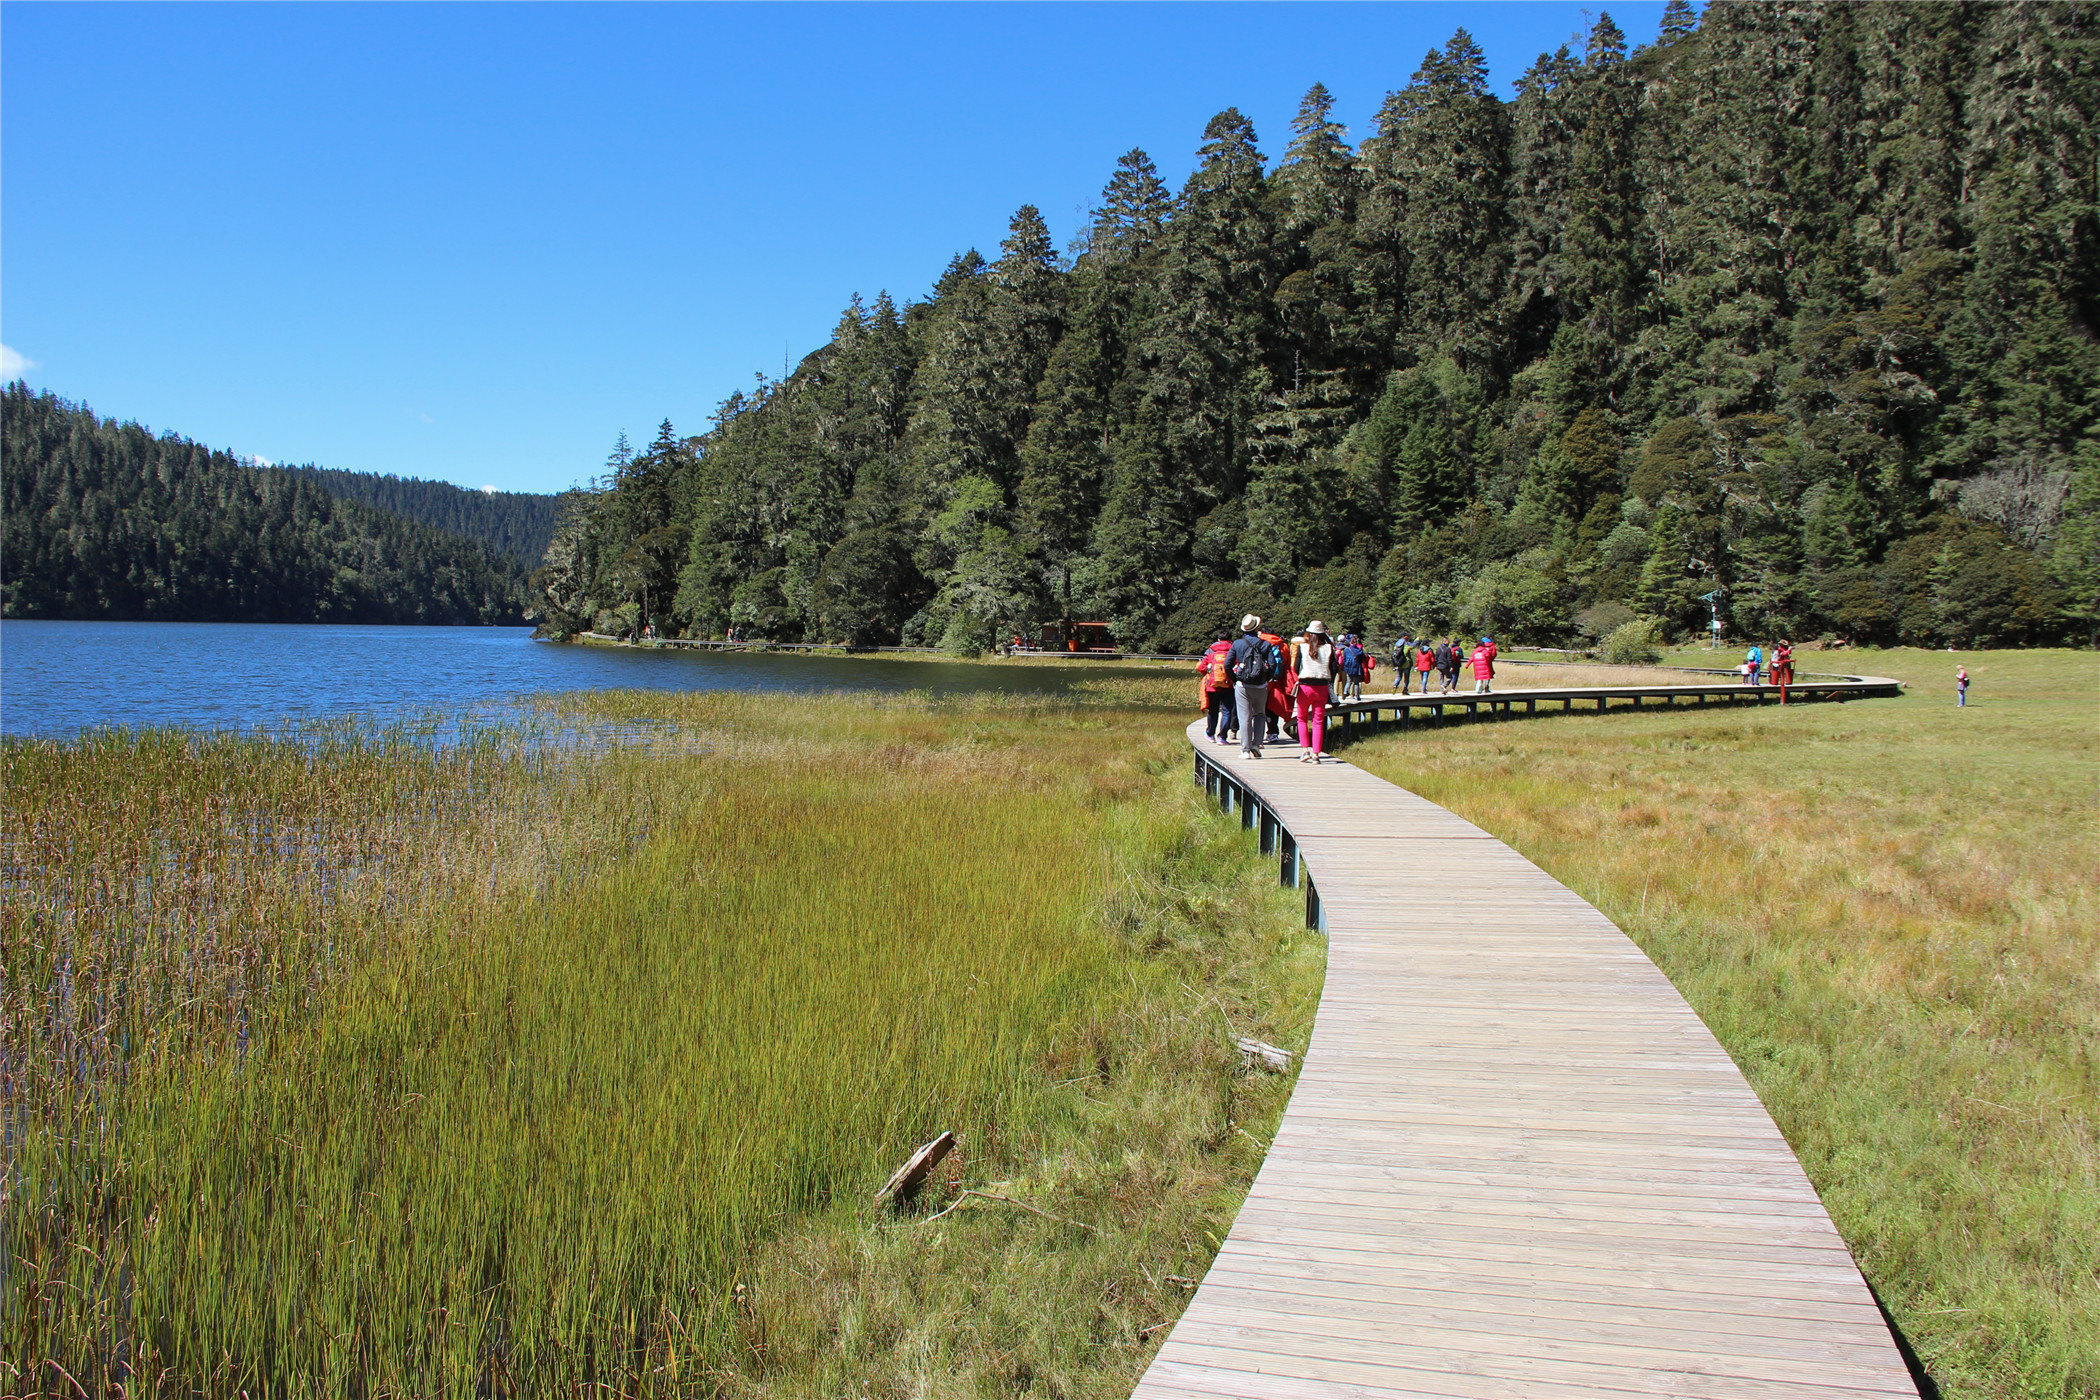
[0,621,1165,738]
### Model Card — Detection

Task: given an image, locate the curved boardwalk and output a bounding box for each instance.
[1136,695,1916,1400]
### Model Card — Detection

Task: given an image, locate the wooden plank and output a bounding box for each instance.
[1130,719,1916,1399]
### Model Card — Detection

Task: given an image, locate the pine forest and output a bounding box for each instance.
[537,2,2096,654]
[2,384,529,626]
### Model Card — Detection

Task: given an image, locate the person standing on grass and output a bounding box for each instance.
[1772,639,1795,704]
[1957,665,1969,707]
[1198,630,1238,744]
[1287,621,1339,763]
[1470,636,1496,694]
[1228,615,1280,759]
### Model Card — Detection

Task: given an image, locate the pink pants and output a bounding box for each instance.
[1294,682,1330,754]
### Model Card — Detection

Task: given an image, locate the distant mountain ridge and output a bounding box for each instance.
[286,467,559,572]
[2,383,530,625]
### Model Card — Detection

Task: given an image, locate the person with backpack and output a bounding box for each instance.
[1336,633,1367,703]
[1433,638,1455,693]
[1745,644,1763,685]
[1259,622,1291,740]
[1227,615,1281,758]
[1197,630,1237,744]
[1286,621,1340,762]
[1392,634,1414,693]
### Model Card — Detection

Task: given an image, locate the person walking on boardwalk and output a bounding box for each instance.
[1415,640,1436,695]
[1198,630,1238,744]
[1259,622,1291,741]
[1772,639,1795,704]
[1337,633,1367,704]
[1392,634,1413,693]
[1288,621,1339,762]
[1228,615,1280,759]
[1444,636,1465,693]
[1470,636,1496,694]
[1957,664,1969,707]
[1745,643,1763,685]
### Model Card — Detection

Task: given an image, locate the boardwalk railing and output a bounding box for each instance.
[1142,690,1917,1399]
[1315,671,1902,741]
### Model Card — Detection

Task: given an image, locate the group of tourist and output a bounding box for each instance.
[1196,616,1388,764]
[1197,621,1502,763]
[1386,635,1501,696]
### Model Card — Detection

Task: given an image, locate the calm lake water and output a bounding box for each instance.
[0,622,1156,738]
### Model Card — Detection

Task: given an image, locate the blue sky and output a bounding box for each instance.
[3,2,1673,495]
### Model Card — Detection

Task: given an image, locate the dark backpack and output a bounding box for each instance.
[1229,633,1274,685]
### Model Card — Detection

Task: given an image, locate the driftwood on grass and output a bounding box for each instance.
[874,1130,955,1207]
[1235,1036,1294,1071]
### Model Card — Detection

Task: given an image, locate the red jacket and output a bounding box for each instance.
[1197,639,1233,694]
[1470,644,1496,679]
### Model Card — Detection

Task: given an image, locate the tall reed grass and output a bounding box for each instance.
[4,691,1315,1397]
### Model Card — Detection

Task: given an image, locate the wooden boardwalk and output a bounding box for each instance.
[1134,712,1917,1399]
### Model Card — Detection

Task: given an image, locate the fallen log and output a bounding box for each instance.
[874,1130,955,1207]
[1235,1036,1294,1071]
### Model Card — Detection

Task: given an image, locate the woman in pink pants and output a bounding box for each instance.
[1287,620,1339,763]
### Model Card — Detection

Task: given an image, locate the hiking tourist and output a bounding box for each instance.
[1227,615,1280,759]
[1415,641,1435,695]
[1337,633,1367,703]
[1745,644,1763,685]
[1392,634,1413,693]
[1470,636,1496,694]
[1198,630,1237,744]
[1288,621,1338,763]
[1957,665,1969,707]
[1259,623,1290,740]
[1772,639,1795,704]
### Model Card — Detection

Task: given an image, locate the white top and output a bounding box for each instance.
[1296,639,1335,682]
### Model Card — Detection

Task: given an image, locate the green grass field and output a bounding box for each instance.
[1339,648,2098,1399]
[7,648,2088,1398]
[3,694,1318,1397]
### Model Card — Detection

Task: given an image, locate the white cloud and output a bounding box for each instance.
[480,485,497,495]
[1,344,36,377]
[418,412,435,424]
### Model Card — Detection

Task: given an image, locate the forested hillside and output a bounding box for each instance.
[546,2,2091,651]
[2,385,527,625]
[288,466,558,571]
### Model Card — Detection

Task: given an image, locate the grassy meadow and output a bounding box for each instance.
[3,691,1319,1398]
[1336,647,2098,1399]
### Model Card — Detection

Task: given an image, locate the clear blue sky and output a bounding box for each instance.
[3,2,1672,495]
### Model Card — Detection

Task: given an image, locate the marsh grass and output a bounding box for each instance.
[1341,647,2098,1399]
[3,690,1316,1397]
